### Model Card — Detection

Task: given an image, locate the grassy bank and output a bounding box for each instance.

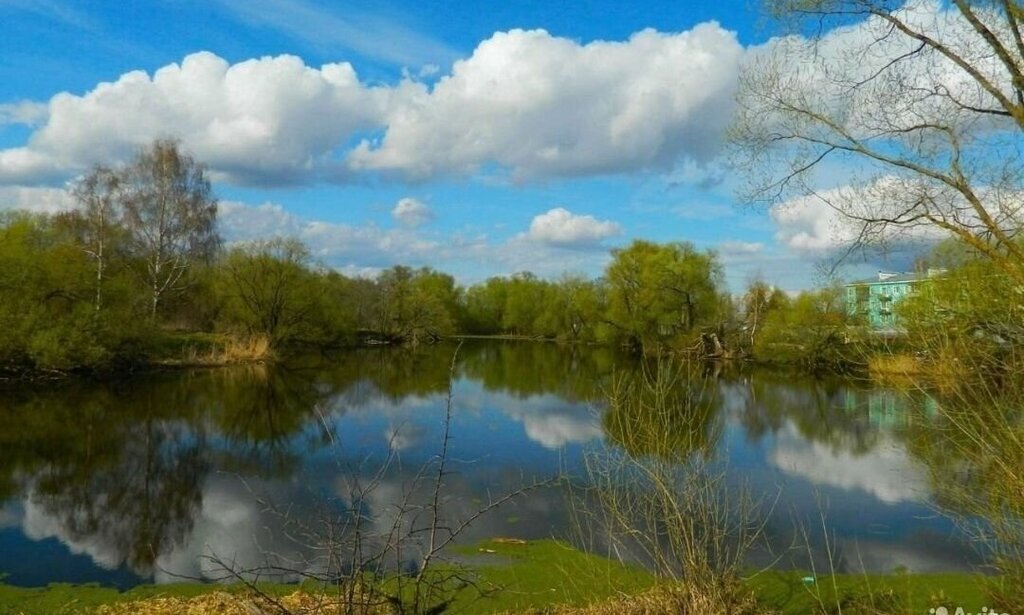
[1,331,285,381]
[0,540,994,615]
[145,331,274,367]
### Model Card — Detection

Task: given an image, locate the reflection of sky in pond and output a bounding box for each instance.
[768,423,929,505]
[0,343,982,586]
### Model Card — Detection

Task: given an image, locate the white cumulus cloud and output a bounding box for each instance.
[391,197,434,227]
[770,178,956,254]
[770,194,846,253]
[525,207,622,248]
[349,25,743,180]
[0,23,744,187]
[0,52,397,186]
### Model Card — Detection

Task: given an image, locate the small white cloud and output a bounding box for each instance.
[770,194,841,253]
[391,197,434,227]
[0,101,49,126]
[718,240,763,256]
[217,200,616,282]
[525,207,622,248]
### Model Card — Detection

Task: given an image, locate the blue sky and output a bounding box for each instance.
[0,0,899,291]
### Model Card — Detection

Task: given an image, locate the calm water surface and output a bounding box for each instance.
[0,341,977,587]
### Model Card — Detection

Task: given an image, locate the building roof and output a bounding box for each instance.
[844,272,926,287]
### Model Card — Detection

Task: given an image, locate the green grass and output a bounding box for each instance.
[447,539,656,613]
[748,570,991,614]
[0,542,999,614]
[0,582,120,615]
[0,541,653,615]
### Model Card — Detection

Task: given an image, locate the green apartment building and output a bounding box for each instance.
[844,271,943,330]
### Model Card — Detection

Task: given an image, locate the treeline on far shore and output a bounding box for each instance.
[2,140,1019,377]
[0,196,741,373]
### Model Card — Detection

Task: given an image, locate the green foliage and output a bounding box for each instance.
[752,285,857,371]
[461,241,727,350]
[2,148,842,373]
[216,238,334,345]
[462,272,605,341]
[741,279,790,351]
[372,265,460,342]
[604,240,724,350]
[0,212,147,372]
[0,208,749,373]
[897,257,1024,370]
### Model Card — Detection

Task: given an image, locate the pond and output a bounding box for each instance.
[0,341,980,588]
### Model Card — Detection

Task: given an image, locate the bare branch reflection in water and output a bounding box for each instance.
[196,344,556,614]
[571,358,775,611]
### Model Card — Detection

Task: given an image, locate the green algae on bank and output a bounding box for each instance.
[0,540,997,615]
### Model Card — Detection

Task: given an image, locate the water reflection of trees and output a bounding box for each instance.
[0,367,334,576]
[726,371,945,460]
[0,343,983,584]
[897,380,1024,607]
[206,365,329,473]
[34,420,207,572]
[598,360,908,463]
[601,363,721,460]
[458,340,623,403]
[1,382,211,573]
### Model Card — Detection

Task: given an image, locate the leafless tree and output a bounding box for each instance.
[118,139,219,318]
[731,0,1024,282]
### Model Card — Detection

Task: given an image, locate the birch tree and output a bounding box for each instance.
[119,140,219,318]
[71,166,120,312]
